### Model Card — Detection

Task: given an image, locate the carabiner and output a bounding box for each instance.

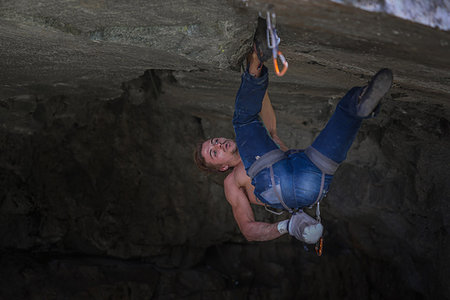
[266,12,279,50]
[315,236,324,256]
[265,10,288,77]
[273,50,288,77]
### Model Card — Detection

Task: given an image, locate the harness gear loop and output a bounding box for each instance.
[266,11,288,77]
[264,204,284,215]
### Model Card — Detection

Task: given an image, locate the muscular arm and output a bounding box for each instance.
[259,91,288,151]
[224,174,284,241]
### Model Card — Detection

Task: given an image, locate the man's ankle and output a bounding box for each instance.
[248,50,262,77]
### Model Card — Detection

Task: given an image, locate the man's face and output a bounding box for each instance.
[201,137,238,171]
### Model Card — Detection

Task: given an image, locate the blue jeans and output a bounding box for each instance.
[232,66,364,209]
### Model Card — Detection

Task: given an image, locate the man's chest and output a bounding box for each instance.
[240,175,264,206]
[234,163,264,206]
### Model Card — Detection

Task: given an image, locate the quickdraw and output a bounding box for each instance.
[315,236,324,256]
[314,199,323,256]
[266,11,288,76]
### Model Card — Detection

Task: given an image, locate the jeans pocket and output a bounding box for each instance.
[257,171,282,206]
[260,184,283,205]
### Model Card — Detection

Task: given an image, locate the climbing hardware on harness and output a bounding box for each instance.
[266,10,288,76]
[315,236,324,256]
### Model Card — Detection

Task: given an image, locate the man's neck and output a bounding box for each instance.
[228,154,242,168]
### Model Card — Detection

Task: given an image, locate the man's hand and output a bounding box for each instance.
[288,212,323,244]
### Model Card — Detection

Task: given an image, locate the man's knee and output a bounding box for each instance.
[233,114,261,129]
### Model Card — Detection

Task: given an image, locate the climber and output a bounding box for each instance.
[193,18,393,243]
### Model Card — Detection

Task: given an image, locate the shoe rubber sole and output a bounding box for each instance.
[254,17,272,62]
[357,68,393,117]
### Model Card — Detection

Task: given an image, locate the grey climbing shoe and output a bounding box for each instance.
[253,17,272,63]
[357,68,393,118]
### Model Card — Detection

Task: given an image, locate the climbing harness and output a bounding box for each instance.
[264,204,284,215]
[266,10,288,77]
[248,146,339,256]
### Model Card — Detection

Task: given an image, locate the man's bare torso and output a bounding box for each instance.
[222,160,281,242]
[226,161,264,206]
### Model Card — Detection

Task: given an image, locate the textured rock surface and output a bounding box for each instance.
[0,0,254,99]
[1,0,449,299]
[332,0,450,30]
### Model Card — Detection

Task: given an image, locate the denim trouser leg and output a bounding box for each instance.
[232,66,279,172]
[232,71,365,209]
[311,87,364,163]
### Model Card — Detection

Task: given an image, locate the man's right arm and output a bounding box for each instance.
[223,174,288,241]
[260,91,288,151]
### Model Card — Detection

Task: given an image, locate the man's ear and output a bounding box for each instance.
[219,165,229,172]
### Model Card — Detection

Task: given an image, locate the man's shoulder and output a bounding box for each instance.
[224,162,249,189]
[223,164,250,206]
[223,168,238,188]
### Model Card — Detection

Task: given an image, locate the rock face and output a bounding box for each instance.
[1,0,449,299]
[332,0,450,30]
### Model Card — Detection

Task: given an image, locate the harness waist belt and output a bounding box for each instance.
[247,149,287,179]
[304,146,339,175]
[246,147,340,212]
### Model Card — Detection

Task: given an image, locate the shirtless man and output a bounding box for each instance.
[194,26,393,243]
[196,103,288,241]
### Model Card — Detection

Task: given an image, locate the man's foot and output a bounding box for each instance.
[357,68,393,118]
[253,17,272,63]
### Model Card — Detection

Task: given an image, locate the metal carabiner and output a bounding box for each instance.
[273,50,288,77]
[266,11,280,50]
[265,11,288,77]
